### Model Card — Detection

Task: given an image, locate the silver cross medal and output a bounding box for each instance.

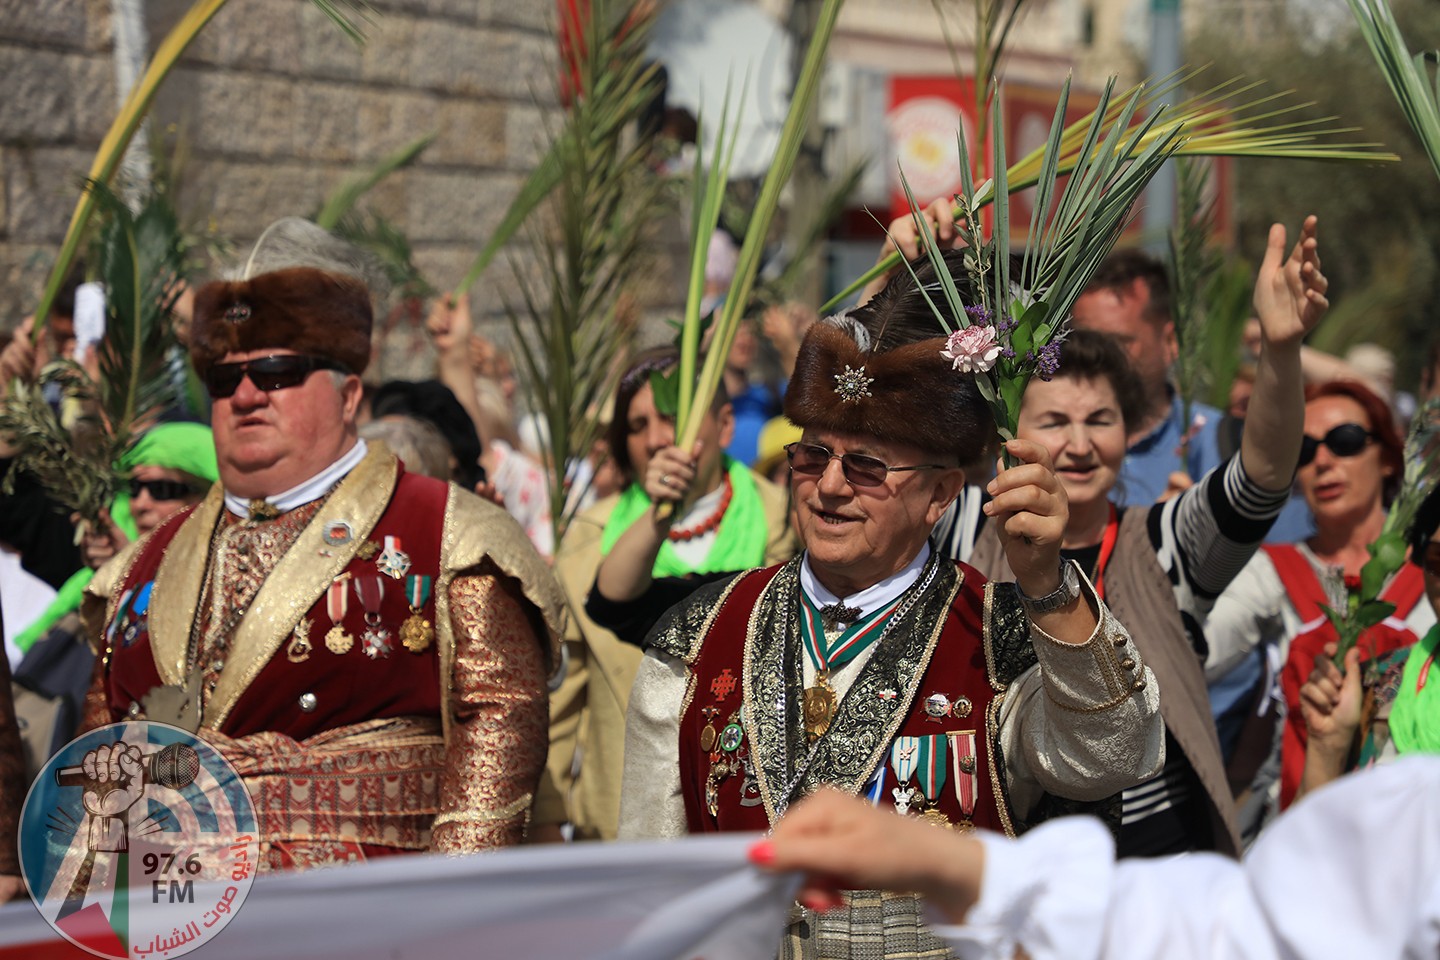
[892,784,916,815]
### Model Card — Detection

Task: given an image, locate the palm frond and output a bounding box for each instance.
[1,186,185,523]
[824,69,1400,311]
[1168,156,1225,436]
[315,131,436,230]
[504,0,668,543]
[894,75,1185,450]
[29,0,371,341]
[672,0,845,458]
[1346,0,1440,182]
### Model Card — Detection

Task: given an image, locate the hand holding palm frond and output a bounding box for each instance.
[827,69,1399,311]
[896,77,1184,454]
[0,186,185,526]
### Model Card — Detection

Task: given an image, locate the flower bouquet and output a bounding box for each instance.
[894,75,1184,459]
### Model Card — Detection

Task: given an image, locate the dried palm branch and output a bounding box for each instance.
[505,0,667,543]
[1,185,185,525]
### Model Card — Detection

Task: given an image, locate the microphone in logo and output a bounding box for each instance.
[55,742,201,789]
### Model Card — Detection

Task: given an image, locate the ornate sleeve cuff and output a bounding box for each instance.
[432,569,549,853]
[1028,571,1155,714]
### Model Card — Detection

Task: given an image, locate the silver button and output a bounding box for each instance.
[212,659,225,673]
[298,693,318,712]
[127,701,141,719]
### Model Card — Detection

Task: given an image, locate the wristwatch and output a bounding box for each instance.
[1017,560,1081,614]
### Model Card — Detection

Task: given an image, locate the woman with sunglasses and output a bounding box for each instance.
[1204,378,1433,826]
[936,219,1327,860]
[1297,484,1440,802]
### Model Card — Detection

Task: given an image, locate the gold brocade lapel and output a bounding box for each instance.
[204,445,398,730]
[149,487,226,687]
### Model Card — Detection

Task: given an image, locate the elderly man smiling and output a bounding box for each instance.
[619,261,1164,960]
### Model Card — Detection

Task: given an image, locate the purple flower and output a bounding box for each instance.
[1035,341,1062,381]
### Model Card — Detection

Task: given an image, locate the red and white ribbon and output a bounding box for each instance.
[948,730,977,820]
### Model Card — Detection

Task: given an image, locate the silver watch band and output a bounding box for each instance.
[1017,560,1081,614]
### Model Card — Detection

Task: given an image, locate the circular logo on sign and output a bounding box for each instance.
[20,722,258,959]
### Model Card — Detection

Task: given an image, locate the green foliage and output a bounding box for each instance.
[1191,0,1440,387]
[896,76,1184,455]
[1325,397,1440,663]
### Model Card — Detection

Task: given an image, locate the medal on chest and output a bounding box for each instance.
[798,592,901,742]
[399,575,434,653]
[324,575,355,654]
[353,576,391,658]
[376,535,411,580]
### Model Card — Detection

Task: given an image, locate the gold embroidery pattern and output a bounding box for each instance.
[432,571,549,852]
[203,717,444,871]
[195,502,324,705]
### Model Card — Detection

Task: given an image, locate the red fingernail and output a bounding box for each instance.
[748,840,775,866]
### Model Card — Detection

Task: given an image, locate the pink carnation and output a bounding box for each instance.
[940,325,1002,374]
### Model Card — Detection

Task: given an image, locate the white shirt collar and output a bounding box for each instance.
[799,541,931,616]
[224,439,368,518]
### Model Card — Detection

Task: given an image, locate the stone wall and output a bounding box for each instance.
[0,0,566,380]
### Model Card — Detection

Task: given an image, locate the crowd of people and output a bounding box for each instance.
[0,199,1435,957]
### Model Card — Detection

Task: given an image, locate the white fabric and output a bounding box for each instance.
[0,835,798,960]
[799,543,930,617]
[931,755,1440,960]
[0,547,55,667]
[223,439,368,518]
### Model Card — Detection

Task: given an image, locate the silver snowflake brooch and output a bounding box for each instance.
[833,364,874,403]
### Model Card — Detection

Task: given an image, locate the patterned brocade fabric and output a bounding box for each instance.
[195,502,325,706]
[431,568,549,851]
[202,717,446,873]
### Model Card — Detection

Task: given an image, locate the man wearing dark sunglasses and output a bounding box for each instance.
[84,222,563,869]
[621,309,1163,958]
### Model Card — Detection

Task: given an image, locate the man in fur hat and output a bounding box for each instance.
[619,285,1164,956]
[83,220,563,869]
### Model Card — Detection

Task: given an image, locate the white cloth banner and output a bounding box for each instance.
[0,834,798,960]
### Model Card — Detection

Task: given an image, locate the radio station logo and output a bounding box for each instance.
[20,722,259,959]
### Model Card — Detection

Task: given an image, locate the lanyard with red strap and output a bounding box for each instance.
[1090,504,1121,600]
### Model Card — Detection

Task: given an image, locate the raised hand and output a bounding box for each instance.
[1253,215,1328,348]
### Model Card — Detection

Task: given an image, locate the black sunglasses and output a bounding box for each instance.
[784,441,945,488]
[129,477,204,502]
[204,355,348,399]
[1298,423,1376,468]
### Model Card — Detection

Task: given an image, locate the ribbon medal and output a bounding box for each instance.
[325,576,354,654]
[400,575,434,653]
[108,586,139,649]
[948,730,979,833]
[890,737,919,815]
[915,734,949,827]
[353,576,391,659]
[376,535,411,580]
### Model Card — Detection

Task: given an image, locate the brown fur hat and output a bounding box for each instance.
[189,267,372,376]
[783,317,993,460]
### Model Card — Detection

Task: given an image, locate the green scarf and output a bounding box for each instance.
[14,422,218,653]
[1390,623,1440,756]
[600,457,769,579]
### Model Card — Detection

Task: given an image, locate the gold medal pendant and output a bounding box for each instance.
[325,625,354,655]
[802,671,838,741]
[399,607,434,653]
[287,618,314,663]
[919,807,953,830]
